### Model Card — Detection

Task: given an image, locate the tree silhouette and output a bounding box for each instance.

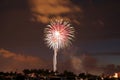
[79,73,86,79]
[23,69,30,75]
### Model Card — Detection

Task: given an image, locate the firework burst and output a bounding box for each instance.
[44,18,75,72]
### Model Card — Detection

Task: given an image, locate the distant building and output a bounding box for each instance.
[118,72,120,78]
[113,72,120,78]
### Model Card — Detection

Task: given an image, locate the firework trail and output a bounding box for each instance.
[44,18,75,72]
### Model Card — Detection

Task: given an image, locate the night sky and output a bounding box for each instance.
[0,0,120,75]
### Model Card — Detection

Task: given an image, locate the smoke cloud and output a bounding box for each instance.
[60,47,103,75]
[0,49,48,72]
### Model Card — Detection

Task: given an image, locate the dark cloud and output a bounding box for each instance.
[0,0,28,11]
[0,49,52,72]
[71,0,120,41]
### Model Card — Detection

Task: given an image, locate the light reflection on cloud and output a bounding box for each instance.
[28,0,81,23]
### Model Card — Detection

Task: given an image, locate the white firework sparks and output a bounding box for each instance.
[44,18,75,72]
